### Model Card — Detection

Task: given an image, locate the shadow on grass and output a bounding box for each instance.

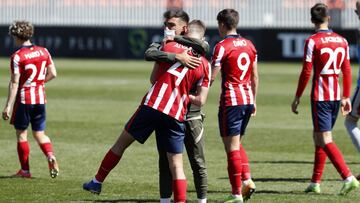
[0,175,36,179]
[252,160,360,165]
[218,177,339,182]
[83,199,158,203]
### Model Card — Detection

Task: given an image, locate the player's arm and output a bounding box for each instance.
[174,36,209,55]
[291,39,313,114]
[340,44,352,115]
[144,41,201,69]
[210,44,223,85]
[251,61,259,116]
[45,63,57,83]
[2,72,20,120]
[189,86,209,106]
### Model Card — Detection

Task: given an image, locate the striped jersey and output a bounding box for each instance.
[142,41,211,121]
[212,35,257,107]
[11,45,54,104]
[295,30,352,101]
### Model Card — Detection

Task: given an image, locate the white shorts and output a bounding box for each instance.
[350,87,360,118]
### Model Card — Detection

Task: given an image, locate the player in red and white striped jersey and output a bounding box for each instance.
[83,21,210,202]
[292,3,359,195]
[2,21,58,178]
[211,9,259,202]
[143,41,211,122]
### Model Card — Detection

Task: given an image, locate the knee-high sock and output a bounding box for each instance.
[227,150,242,195]
[17,141,30,171]
[240,144,251,180]
[323,143,352,179]
[311,146,327,183]
[95,149,122,182]
[173,179,187,203]
[39,142,54,157]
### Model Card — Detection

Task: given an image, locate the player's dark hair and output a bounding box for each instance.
[311,3,329,24]
[163,9,190,24]
[9,20,34,40]
[188,19,206,36]
[217,9,239,30]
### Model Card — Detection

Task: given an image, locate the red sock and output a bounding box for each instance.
[95,149,122,182]
[39,142,54,157]
[311,146,327,183]
[173,179,187,203]
[240,144,251,180]
[227,150,242,195]
[17,141,30,171]
[323,142,352,179]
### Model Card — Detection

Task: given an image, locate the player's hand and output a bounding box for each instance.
[251,103,257,116]
[341,97,352,116]
[175,49,201,69]
[2,106,10,120]
[291,97,300,114]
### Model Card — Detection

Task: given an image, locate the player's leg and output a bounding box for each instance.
[13,129,31,178]
[219,106,243,202]
[30,104,58,178]
[167,152,186,203]
[344,87,360,152]
[345,115,360,152]
[83,105,155,194]
[237,105,255,201]
[160,115,187,203]
[184,118,207,203]
[157,133,173,203]
[83,129,136,194]
[12,103,31,178]
[312,101,358,195]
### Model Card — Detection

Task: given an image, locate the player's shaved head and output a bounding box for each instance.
[217,9,239,30]
[187,20,206,39]
[9,20,34,40]
[311,3,329,24]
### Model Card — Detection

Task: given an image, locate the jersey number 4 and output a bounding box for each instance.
[320,47,346,75]
[24,61,47,87]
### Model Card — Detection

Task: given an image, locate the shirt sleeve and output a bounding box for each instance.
[341,42,352,98]
[10,54,21,74]
[174,36,209,55]
[197,59,211,88]
[44,48,54,67]
[144,42,176,62]
[295,39,314,98]
[211,43,225,67]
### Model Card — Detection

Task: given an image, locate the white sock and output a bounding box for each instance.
[310,182,320,187]
[344,176,354,183]
[243,179,252,185]
[160,198,171,203]
[232,194,242,198]
[92,177,102,184]
[198,198,207,203]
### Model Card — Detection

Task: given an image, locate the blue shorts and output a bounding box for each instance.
[218,105,254,137]
[11,103,46,131]
[125,105,185,154]
[311,101,340,132]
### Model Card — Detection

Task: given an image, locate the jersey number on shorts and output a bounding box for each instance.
[320,47,345,75]
[237,53,250,80]
[24,61,47,87]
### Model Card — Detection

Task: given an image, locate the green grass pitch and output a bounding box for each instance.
[0,59,360,202]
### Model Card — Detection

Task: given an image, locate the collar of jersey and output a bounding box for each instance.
[317,29,332,33]
[224,34,241,39]
[21,45,34,48]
